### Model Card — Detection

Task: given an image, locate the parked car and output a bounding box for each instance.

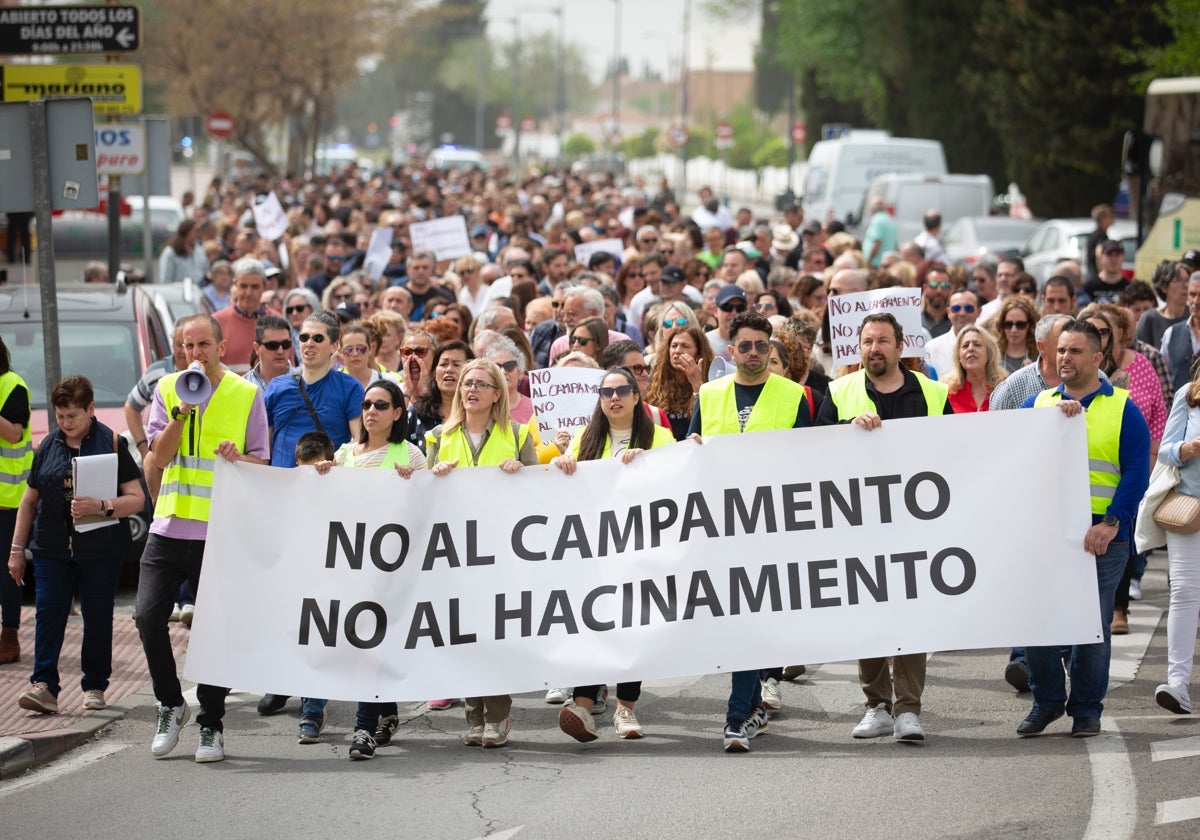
[144,278,214,332]
[850,173,995,244]
[1020,218,1137,285]
[425,145,489,172]
[941,216,1043,268]
[0,282,169,567]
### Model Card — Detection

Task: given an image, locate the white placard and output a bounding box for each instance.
[827,287,925,366]
[573,238,623,266]
[362,227,393,281]
[186,410,1098,702]
[410,215,471,261]
[528,366,607,437]
[251,191,289,242]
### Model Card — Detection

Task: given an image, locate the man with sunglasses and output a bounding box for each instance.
[924,289,981,380]
[244,315,295,392]
[706,285,748,361]
[818,312,951,744]
[921,262,954,339]
[688,310,813,752]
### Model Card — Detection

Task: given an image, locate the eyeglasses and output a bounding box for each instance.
[625,363,650,376]
[755,301,777,312]
[736,340,770,355]
[927,280,952,290]
[461,379,499,391]
[331,292,353,301]
[1094,326,1112,338]
[361,399,394,411]
[570,335,594,346]
[599,385,634,399]
[286,305,310,315]
[1002,320,1029,331]
[1014,286,1037,295]
[497,359,519,372]
[259,339,293,351]
[342,345,369,356]
[719,302,747,313]
[625,272,644,280]
[401,346,429,358]
[949,304,976,314]
[298,332,328,344]
[660,248,675,256]
[639,237,659,245]
[663,317,689,328]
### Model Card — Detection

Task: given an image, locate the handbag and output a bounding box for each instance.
[1153,488,1200,534]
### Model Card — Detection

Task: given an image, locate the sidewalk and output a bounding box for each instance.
[0,611,189,778]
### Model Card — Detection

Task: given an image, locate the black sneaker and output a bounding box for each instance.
[1071,716,1101,738]
[1016,708,1063,737]
[349,730,376,760]
[1004,661,1031,693]
[723,721,750,752]
[374,714,399,746]
[257,694,289,716]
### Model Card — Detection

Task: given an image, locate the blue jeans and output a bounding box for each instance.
[1026,540,1126,720]
[726,669,763,727]
[0,508,19,629]
[301,697,328,721]
[355,701,397,731]
[31,552,122,696]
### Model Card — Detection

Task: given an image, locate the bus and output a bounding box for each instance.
[1126,77,1200,278]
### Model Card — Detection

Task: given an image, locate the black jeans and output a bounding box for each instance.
[573,682,641,704]
[134,534,229,731]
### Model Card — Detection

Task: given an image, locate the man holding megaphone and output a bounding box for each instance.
[133,314,270,764]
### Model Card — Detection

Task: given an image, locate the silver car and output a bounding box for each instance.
[1020,217,1136,285]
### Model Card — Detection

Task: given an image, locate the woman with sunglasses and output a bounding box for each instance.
[568,317,609,362]
[989,296,1039,374]
[615,257,647,319]
[942,325,1006,413]
[264,312,364,468]
[339,323,400,391]
[646,324,715,440]
[311,380,425,759]
[551,367,675,743]
[428,359,538,749]
[755,289,793,319]
[413,340,474,434]
[320,277,363,313]
[647,301,699,367]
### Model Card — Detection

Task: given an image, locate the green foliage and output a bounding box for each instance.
[621,127,660,159]
[751,135,788,169]
[563,133,597,157]
[1131,0,1200,86]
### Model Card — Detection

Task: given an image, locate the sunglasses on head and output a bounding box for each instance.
[286,305,310,315]
[663,317,689,328]
[361,399,394,411]
[719,301,747,313]
[298,332,328,344]
[599,384,634,399]
[401,346,429,358]
[259,339,292,351]
[736,340,770,355]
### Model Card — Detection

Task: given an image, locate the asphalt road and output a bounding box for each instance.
[1,561,1198,839]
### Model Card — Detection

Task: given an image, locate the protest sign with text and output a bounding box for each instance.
[186,410,1097,702]
[410,216,471,261]
[828,288,924,366]
[528,366,606,437]
[251,192,289,242]
[573,238,623,267]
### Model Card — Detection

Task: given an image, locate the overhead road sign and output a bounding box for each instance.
[0,5,141,56]
[0,64,142,114]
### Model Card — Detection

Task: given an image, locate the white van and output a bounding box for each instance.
[801,131,947,225]
[852,173,995,243]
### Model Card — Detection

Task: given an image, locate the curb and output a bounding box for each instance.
[0,683,157,780]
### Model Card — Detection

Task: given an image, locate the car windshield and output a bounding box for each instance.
[6,323,139,408]
[973,219,1036,239]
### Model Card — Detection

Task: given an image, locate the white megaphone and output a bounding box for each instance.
[175,361,212,405]
[707,356,730,381]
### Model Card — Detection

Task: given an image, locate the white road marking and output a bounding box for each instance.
[1109,605,1162,686]
[1082,718,1136,840]
[1151,735,1200,762]
[0,742,129,797]
[1156,796,1200,825]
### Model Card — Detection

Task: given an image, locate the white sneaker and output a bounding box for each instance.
[613,705,644,739]
[168,603,181,623]
[893,712,926,742]
[544,687,568,704]
[1156,683,1194,715]
[1129,579,1142,600]
[180,604,195,628]
[151,702,190,757]
[83,690,106,710]
[559,701,599,742]
[482,718,511,748]
[852,703,894,739]
[761,677,782,713]
[195,726,225,763]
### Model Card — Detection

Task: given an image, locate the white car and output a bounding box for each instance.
[123,195,186,232]
[1020,218,1136,285]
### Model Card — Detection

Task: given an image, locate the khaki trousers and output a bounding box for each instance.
[858,654,927,716]
[465,694,512,725]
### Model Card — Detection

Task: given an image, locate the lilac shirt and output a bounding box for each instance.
[147,373,270,540]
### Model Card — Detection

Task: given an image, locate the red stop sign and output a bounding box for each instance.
[205,111,235,139]
[792,121,806,144]
[715,121,733,140]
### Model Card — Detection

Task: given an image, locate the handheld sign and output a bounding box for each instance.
[410,216,471,261]
[573,238,623,267]
[827,287,925,366]
[362,227,393,281]
[528,367,607,438]
[251,191,288,242]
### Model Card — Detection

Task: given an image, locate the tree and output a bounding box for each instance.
[563,133,597,157]
[144,0,404,175]
[1132,0,1200,84]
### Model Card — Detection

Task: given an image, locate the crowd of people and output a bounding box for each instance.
[2,161,1198,761]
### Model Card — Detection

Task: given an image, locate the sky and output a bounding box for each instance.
[480,0,760,83]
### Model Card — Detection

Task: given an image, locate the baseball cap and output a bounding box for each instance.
[1182,249,1200,271]
[716,284,747,306]
[801,219,822,235]
[470,224,490,238]
[334,300,361,322]
[1101,239,1123,254]
[660,265,685,284]
[735,241,762,259]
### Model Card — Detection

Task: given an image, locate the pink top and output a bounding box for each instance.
[1123,351,1167,440]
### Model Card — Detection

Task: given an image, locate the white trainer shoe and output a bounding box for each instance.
[482,718,511,748]
[544,687,568,704]
[559,701,599,742]
[761,677,782,713]
[613,705,644,739]
[1156,683,1194,715]
[195,726,225,762]
[893,711,926,742]
[151,702,191,757]
[851,703,894,739]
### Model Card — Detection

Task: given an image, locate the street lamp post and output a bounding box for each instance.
[611,0,621,150]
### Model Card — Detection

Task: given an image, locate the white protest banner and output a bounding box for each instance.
[827,287,925,366]
[573,238,623,266]
[410,215,471,261]
[251,191,289,242]
[362,227,393,281]
[527,366,606,437]
[187,410,1098,702]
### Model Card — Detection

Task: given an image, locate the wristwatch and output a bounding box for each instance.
[103,499,115,518]
[1103,514,1119,528]
[171,405,190,421]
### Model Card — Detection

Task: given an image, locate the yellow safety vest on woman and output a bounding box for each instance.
[341,442,411,468]
[0,370,32,507]
[569,422,676,459]
[434,421,530,467]
[698,374,806,435]
[827,369,947,421]
[1033,387,1127,515]
[156,371,258,522]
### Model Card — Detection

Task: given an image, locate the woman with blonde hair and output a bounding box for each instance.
[427,358,538,748]
[942,325,1006,413]
[645,324,714,440]
[990,296,1039,374]
[367,310,406,373]
[454,255,490,315]
[321,277,363,312]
